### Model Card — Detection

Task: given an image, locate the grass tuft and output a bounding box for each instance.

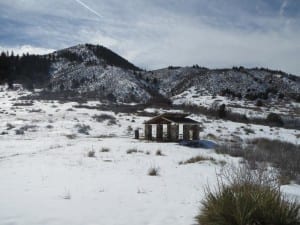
[155,149,164,156]
[87,150,95,157]
[148,166,160,176]
[179,155,216,165]
[196,164,300,225]
[101,147,110,152]
[75,124,91,135]
[127,148,138,154]
[65,134,77,139]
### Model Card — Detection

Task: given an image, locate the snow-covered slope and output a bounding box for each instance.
[22,44,298,107]
[0,87,299,225]
[48,44,151,103]
[33,44,300,105]
[143,67,300,100]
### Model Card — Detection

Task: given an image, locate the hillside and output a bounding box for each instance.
[39,45,300,104]
[143,66,300,102]
[47,44,151,103]
[1,44,300,104]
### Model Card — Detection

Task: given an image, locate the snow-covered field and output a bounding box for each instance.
[0,87,299,225]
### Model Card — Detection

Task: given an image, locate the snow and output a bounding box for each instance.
[281,184,300,202]
[0,87,299,225]
[144,67,300,100]
[172,86,300,119]
[48,44,151,103]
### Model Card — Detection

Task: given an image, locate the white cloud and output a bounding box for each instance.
[1,0,299,75]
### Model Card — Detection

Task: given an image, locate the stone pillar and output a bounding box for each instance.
[134,129,139,139]
[156,124,163,141]
[183,124,191,141]
[192,125,200,140]
[167,124,171,141]
[144,124,152,140]
[170,124,179,142]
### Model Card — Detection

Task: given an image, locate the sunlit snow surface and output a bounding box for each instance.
[0,86,299,225]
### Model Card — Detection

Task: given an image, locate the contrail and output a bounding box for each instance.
[280,0,288,16]
[74,0,102,18]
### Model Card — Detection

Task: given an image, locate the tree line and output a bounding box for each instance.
[0,51,52,89]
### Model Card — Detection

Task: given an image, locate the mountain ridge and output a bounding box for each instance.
[1,43,299,103]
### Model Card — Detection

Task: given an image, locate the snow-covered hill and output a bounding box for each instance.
[48,44,151,103]
[143,66,300,101]
[44,44,300,105]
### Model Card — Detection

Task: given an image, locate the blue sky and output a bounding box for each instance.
[0,0,299,74]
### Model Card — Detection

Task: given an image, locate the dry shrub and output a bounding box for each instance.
[101,147,110,152]
[179,155,216,165]
[92,114,117,125]
[148,166,160,176]
[75,124,91,135]
[87,150,95,157]
[155,150,164,156]
[215,138,300,184]
[196,164,300,225]
[127,148,138,154]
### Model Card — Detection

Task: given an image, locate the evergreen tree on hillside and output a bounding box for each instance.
[0,51,51,87]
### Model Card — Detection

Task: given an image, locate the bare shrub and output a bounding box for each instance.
[127,125,133,133]
[46,125,53,129]
[87,150,95,157]
[13,101,34,106]
[28,108,42,113]
[92,134,116,138]
[15,124,38,135]
[148,166,160,176]
[155,150,164,156]
[21,125,37,131]
[215,144,244,157]
[15,129,24,135]
[215,139,300,184]
[65,134,77,139]
[92,114,117,125]
[267,113,284,126]
[179,155,216,165]
[205,133,217,140]
[75,124,91,135]
[101,147,110,152]
[6,123,15,130]
[127,148,138,154]
[243,127,255,134]
[256,99,263,106]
